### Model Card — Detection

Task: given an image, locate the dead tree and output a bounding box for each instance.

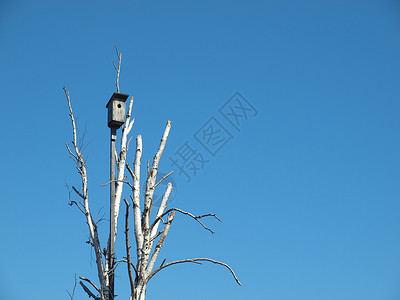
[64,46,241,300]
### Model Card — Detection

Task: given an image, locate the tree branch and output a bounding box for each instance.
[125,163,136,181]
[66,274,77,300]
[153,171,173,189]
[149,183,172,249]
[64,87,106,299]
[72,186,84,199]
[65,143,79,162]
[131,135,144,267]
[140,121,172,279]
[114,259,138,279]
[114,44,121,93]
[68,200,86,215]
[124,198,136,297]
[143,121,172,228]
[149,228,164,243]
[147,258,241,286]
[80,281,100,300]
[146,212,175,274]
[100,179,133,189]
[150,208,220,234]
[79,276,102,295]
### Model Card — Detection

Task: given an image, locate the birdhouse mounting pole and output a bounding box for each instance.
[105,92,128,300]
[109,126,117,299]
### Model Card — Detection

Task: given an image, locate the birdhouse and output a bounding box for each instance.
[106,93,129,128]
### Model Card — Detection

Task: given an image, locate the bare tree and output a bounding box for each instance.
[64,46,241,300]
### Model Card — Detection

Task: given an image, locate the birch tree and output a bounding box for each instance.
[64,47,241,300]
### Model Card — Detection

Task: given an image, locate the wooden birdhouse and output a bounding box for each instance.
[106,93,129,128]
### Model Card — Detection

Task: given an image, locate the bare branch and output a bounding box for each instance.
[65,143,79,162]
[160,258,167,267]
[142,121,172,267]
[124,198,136,297]
[149,228,164,243]
[150,208,220,234]
[100,179,133,189]
[146,212,175,274]
[114,259,138,278]
[79,281,100,300]
[127,136,133,152]
[114,44,121,93]
[150,121,172,173]
[72,186,84,199]
[146,212,175,281]
[147,258,241,286]
[66,274,77,300]
[64,87,106,298]
[153,171,173,189]
[131,135,143,253]
[68,200,86,215]
[149,183,172,249]
[126,163,134,179]
[66,183,86,215]
[79,276,102,295]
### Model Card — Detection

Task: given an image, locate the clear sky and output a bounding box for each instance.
[1,0,400,299]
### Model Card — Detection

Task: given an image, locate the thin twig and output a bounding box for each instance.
[65,143,79,162]
[114,44,121,93]
[127,136,133,152]
[150,208,221,234]
[100,179,133,189]
[68,200,86,215]
[72,186,84,199]
[147,258,241,286]
[126,163,136,182]
[149,228,164,243]
[66,274,77,300]
[153,171,173,189]
[114,259,139,278]
[160,258,167,267]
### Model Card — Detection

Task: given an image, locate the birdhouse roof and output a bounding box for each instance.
[106,93,129,108]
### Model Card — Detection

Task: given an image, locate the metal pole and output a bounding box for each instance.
[109,127,117,300]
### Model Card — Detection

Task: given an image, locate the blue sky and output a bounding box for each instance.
[1,0,400,299]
